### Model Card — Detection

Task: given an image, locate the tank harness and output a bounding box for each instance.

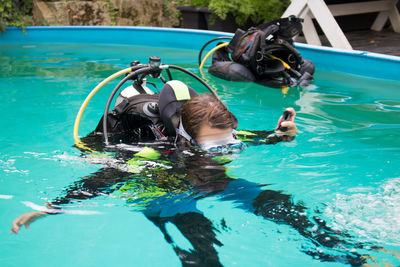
[93,80,200,144]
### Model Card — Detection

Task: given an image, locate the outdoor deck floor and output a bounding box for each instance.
[297,29,400,57]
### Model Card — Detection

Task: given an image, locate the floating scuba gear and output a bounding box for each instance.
[73,56,220,146]
[198,16,315,88]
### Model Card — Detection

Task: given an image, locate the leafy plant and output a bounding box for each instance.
[0,0,33,32]
[187,0,290,26]
[162,0,181,25]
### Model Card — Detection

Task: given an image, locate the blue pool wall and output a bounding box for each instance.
[2,26,400,81]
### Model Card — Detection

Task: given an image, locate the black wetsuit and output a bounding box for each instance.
[46,132,367,267]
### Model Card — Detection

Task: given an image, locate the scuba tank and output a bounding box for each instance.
[115,79,155,108]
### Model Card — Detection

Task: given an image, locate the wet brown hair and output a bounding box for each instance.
[181,93,238,140]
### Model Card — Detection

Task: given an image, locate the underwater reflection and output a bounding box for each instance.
[45,136,370,266]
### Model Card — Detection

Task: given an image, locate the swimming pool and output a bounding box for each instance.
[1,27,400,267]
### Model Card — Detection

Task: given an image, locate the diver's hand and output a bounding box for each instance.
[275,108,297,141]
[10,211,47,234]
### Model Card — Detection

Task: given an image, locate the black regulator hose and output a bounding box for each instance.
[198,37,232,66]
[168,64,219,99]
[166,68,173,80]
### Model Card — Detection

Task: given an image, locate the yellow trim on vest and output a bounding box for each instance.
[236,130,257,136]
[167,80,190,101]
[133,147,161,160]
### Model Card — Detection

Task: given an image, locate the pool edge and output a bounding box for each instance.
[2,26,400,82]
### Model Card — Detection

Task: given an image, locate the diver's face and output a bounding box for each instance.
[195,124,246,152]
[196,124,233,145]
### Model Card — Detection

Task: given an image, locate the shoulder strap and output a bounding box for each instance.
[256,15,303,42]
[166,80,191,101]
[257,24,279,55]
[159,80,198,137]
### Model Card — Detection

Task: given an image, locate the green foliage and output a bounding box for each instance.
[0,0,33,32]
[187,0,290,26]
[187,0,208,6]
[166,0,190,6]
[162,0,182,24]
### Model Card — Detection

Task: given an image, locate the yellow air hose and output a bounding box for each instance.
[199,42,291,71]
[199,42,229,70]
[267,54,291,69]
[73,67,132,144]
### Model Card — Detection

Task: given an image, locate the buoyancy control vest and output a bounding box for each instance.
[93,80,197,142]
[207,16,315,88]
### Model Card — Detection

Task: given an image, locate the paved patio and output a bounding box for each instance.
[297,29,400,56]
[345,29,400,56]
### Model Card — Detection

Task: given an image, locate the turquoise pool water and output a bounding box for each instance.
[1,42,400,267]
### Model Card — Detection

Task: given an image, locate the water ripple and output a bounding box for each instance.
[324,177,400,246]
[0,194,13,199]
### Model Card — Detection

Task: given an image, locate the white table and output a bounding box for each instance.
[282,0,400,49]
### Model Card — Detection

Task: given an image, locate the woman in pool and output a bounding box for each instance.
[10,82,366,266]
[10,89,298,232]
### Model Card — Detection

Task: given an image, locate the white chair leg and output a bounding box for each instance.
[302,13,322,46]
[307,0,352,49]
[388,1,400,32]
[282,0,308,18]
[371,11,389,31]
